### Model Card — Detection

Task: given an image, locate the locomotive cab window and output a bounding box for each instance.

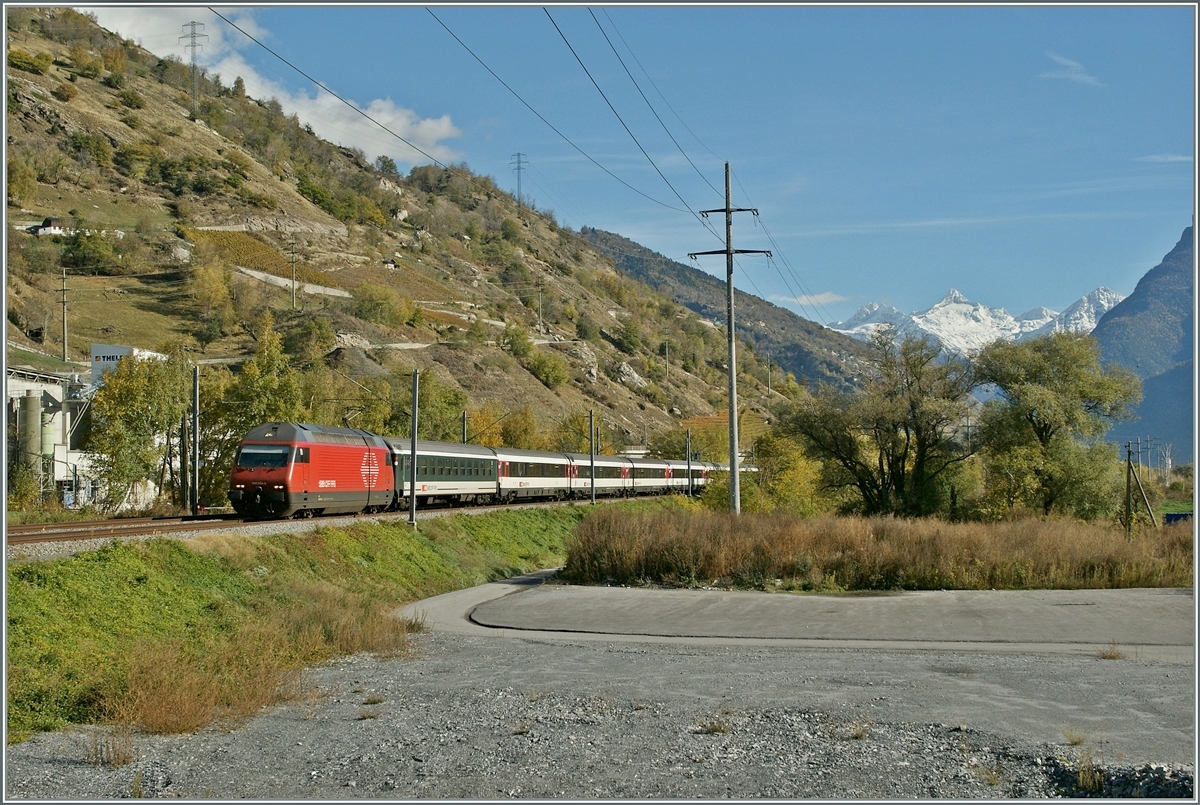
[236,444,291,468]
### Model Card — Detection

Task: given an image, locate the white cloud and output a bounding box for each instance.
[1135,154,1194,163]
[1040,52,1103,87]
[771,292,849,306]
[78,6,460,167]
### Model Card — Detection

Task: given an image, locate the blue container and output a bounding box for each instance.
[1163,512,1193,525]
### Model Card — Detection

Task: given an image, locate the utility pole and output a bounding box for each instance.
[191,365,200,515]
[179,22,208,115]
[589,409,596,505]
[766,350,771,398]
[409,370,419,526]
[686,428,692,497]
[510,153,526,210]
[462,410,468,444]
[61,267,68,363]
[291,235,297,310]
[689,163,770,515]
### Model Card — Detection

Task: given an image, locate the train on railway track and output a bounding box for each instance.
[229,422,725,520]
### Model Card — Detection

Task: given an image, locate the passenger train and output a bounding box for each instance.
[228,422,723,520]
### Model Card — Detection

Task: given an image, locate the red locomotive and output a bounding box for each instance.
[228,422,394,519]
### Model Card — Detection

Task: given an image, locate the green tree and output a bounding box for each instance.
[284,316,337,363]
[501,406,545,450]
[974,332,1140,516]
[550,411,592,454]
[61,231,116,273]
[85,350,190,511]
[382,368,468,442]
[501,322,533,359]
[7,157,36,205]
[782,330,975,516]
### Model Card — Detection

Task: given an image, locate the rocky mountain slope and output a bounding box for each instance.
[5,7,846,450]
[1093,226,1194,463]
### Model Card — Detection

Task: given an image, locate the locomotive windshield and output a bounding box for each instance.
[236,444,291,468]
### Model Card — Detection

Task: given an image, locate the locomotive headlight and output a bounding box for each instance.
[273,484,285,490]
[234,484,245,489]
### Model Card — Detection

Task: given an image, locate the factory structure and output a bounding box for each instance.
[6,344,163,507]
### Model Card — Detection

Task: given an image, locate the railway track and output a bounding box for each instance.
[5,515,243,545]
[5,497,626,548]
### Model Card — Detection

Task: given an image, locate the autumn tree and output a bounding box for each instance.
[974,332,1140,517]
[781,330,975,516]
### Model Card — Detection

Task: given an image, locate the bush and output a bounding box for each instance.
[116,88,144,108]
[526,350,568,389]
[8,49,53,74]
[51,82,78,102]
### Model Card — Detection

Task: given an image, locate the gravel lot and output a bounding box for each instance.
[4,628,1194,800]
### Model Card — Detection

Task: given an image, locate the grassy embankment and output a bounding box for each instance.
[6,506,584,744]
[560,504,1194,591]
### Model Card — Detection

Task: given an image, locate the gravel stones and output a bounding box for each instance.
[4,632,1193,799]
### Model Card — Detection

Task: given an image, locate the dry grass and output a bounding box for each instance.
[1096,640,1125,660]
[105,579,415,735]
[1063,729,1087,746]
[80,723,135,768]
[698,719,730,735]
[562,509,1193,590]
[1077,748,1106,793]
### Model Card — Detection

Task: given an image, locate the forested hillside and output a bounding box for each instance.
[5,6,833,491]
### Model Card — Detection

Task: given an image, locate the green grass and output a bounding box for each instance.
[1159,499,1194,515]
[6,506,584,741]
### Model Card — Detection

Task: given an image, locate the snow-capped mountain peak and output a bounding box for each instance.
[831,287,1125,356]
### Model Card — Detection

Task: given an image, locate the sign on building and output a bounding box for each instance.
[90,344,166,386]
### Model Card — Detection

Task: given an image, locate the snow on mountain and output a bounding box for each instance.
[832,287,1125,356]
[1019,287,1125,341]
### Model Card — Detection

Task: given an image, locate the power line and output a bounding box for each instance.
[601,9,725,166]
[426,8,690,214]
[729,167,832,326]
[208,8,496,203]
[589,9,722,202]
[542,8,719,244]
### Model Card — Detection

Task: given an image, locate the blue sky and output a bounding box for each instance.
[82,5,1195,327]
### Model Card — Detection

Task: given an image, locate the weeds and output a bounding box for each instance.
[81,723,135,768]
[561,508,1193,590]
[1077,748,1106,793]
[362,695,384,706]
[1063,729,1087,746]
[356,710,380,721]
[1097,640,1125,660]
[698,720,730,735]
[130,769,143,798]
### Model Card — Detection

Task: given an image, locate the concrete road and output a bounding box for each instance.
[402,572,1194,662]
[396,574,1196,766]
